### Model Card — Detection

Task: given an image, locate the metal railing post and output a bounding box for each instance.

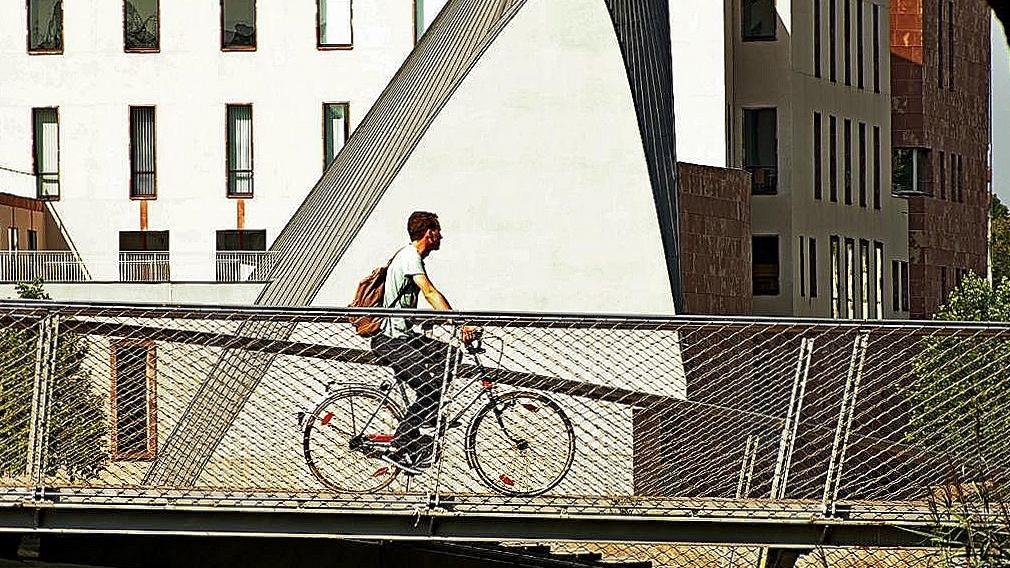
[26,313,59,497]
[821,332,868,517]
[770,337,814,500]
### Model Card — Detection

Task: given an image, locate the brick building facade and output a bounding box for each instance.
[891,0,991,318]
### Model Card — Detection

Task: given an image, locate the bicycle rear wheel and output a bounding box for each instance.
[466,391,575,496]
[303,386,403,493]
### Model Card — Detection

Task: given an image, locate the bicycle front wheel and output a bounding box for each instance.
[303,386,403,493]
[466,391,576,496]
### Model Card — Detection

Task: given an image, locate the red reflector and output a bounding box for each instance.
[373,467,389,477]
[321,412,334,425]
[500,474,514,487]
[368,434,394,443]
[521,404,539,412]
[481,380,494,389]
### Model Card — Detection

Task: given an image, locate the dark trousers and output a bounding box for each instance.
[371,333,453,451]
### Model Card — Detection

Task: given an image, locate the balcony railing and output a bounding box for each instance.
[119,252,170,282]
[746,165,778,195]
[0,251,89,283]
[215,251,277,282]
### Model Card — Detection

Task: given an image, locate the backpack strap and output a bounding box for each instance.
[383,248,412,309]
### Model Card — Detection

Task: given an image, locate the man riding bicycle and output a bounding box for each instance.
[371,211,478,475]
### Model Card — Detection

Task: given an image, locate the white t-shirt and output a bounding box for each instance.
[380,246,426,338]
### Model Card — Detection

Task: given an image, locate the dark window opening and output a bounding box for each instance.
[873,126,881,209]
[873,5,880,92]
[744,108,778,195]
[938,0,944,87]
[222,0,256,49]
[753,235,780,296]
[856,0,864,89]
[814,0,822,77]
[829,0,837,81]
[829,115,838,201]
[844,119,852,205]
[809,238,818,298]
[124,0,159,50]
[814,113,822,200]
[800,236,806,297]
[742,0,776,41]
[892,147,930,196]
[843,0,851,85]
[27,230,38,251]
[858,122,866,207]
[216,229,266,251]
[119,231,169,282]
[939,151,946,200]
[130,106,156,199]
[28,0,62,52]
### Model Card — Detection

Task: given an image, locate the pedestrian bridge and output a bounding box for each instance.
[0,301,1006,565]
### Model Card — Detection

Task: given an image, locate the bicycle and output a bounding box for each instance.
[301,331,577,496]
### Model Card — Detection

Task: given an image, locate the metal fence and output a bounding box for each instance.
[2,301,1010,560]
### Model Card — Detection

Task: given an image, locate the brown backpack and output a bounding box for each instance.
[349,253,410,337]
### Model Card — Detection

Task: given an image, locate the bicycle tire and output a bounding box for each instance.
[465,390,576,496]
[303,386,403,493]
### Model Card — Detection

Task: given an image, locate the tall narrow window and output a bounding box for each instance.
[830,0,837,82]
[323,103,349,170]
[860,240,870,318]
[814,0,822,77]
[27,230,38,251]
[800,236,806,297]
[873,241,883,318]
[742,0,776,41]
[948,2,954,90]
[130,106,156,199]
[32,108,60,200]
[318,0,352,47]
[124,0,159,51]
[845,238,855,318]
[227,105,254,197]
[873,126,881,208]
[844,119,852,205]
[872,5,880,92]
[222,0,256,50]
[414,0,449,43]
[951,153,957,201]
[743,108,778,195]
[856,0,864,89]
[814,112,823,200]
[8,228,19,251]
[957,154,964,203]
[809,238,818,298]
[830,115,838,202]
[844,0,852,86]
[831,236,841,318]
[891,260,900,311]
[892,148,930,195]
[941,266,948,301]
[901,261,910,311]
[939,151,946,199]
[938,0,944,87]
[858,122,866,207]
[111,342,157,460]
[28,0,62,52]
[753,235,780,296]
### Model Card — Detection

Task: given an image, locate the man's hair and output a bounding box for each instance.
[408,211,439,241]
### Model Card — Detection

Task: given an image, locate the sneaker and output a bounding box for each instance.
[380,448,422,476]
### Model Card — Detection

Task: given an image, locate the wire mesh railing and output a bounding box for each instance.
[2,301,1010,548]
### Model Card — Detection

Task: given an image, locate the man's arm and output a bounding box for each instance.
[412,273,478,342]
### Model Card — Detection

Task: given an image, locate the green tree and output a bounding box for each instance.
[907,272,1010,469]
[991,195,1010,285]
[0,279,107,480]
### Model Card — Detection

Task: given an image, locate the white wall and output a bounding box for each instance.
[0,1,415,282]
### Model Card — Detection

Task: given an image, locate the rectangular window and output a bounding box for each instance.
[119,230,170,282]
[891,260,900,311]
[830,115,838,202]
[941,266,948,301]
[873,242,883,318]
[323,103,349,170]
[873,126,881,209]
[27,230,38,251]
[948,2,954,90]
[8,228,18,251]
[901,261,909,312]
[829,0,837,82]
[124,0,159,51]
[742,0,776,41]
[800,236,806,297]
[28,0,62,52]
[318,0,352,47]
[844,0,851,85]
[753,235,780,296]
[216,229,266,251]
[858,122,866,207]
[845,238,855,318]
[844,119,852,205]
[111,342,157,460]
[831,236,841,318]
[892,147,930,195]
[216,229,268,281]
[860,239,870,318]
[814,113,822,200]
[32,108,60,200]
[130,106,156,199]
[743,108,778,195]
[227,105,254,197]
[938,0,944,87]
[856,0,864,89]
[939,151,946,199]
[957,154,964,203]
[222,0,256,50]
[810,238,818,298]
[872,5,880,92]
[814,0,822,77]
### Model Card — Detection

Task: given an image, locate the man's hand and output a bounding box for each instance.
[460,326,481,344]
